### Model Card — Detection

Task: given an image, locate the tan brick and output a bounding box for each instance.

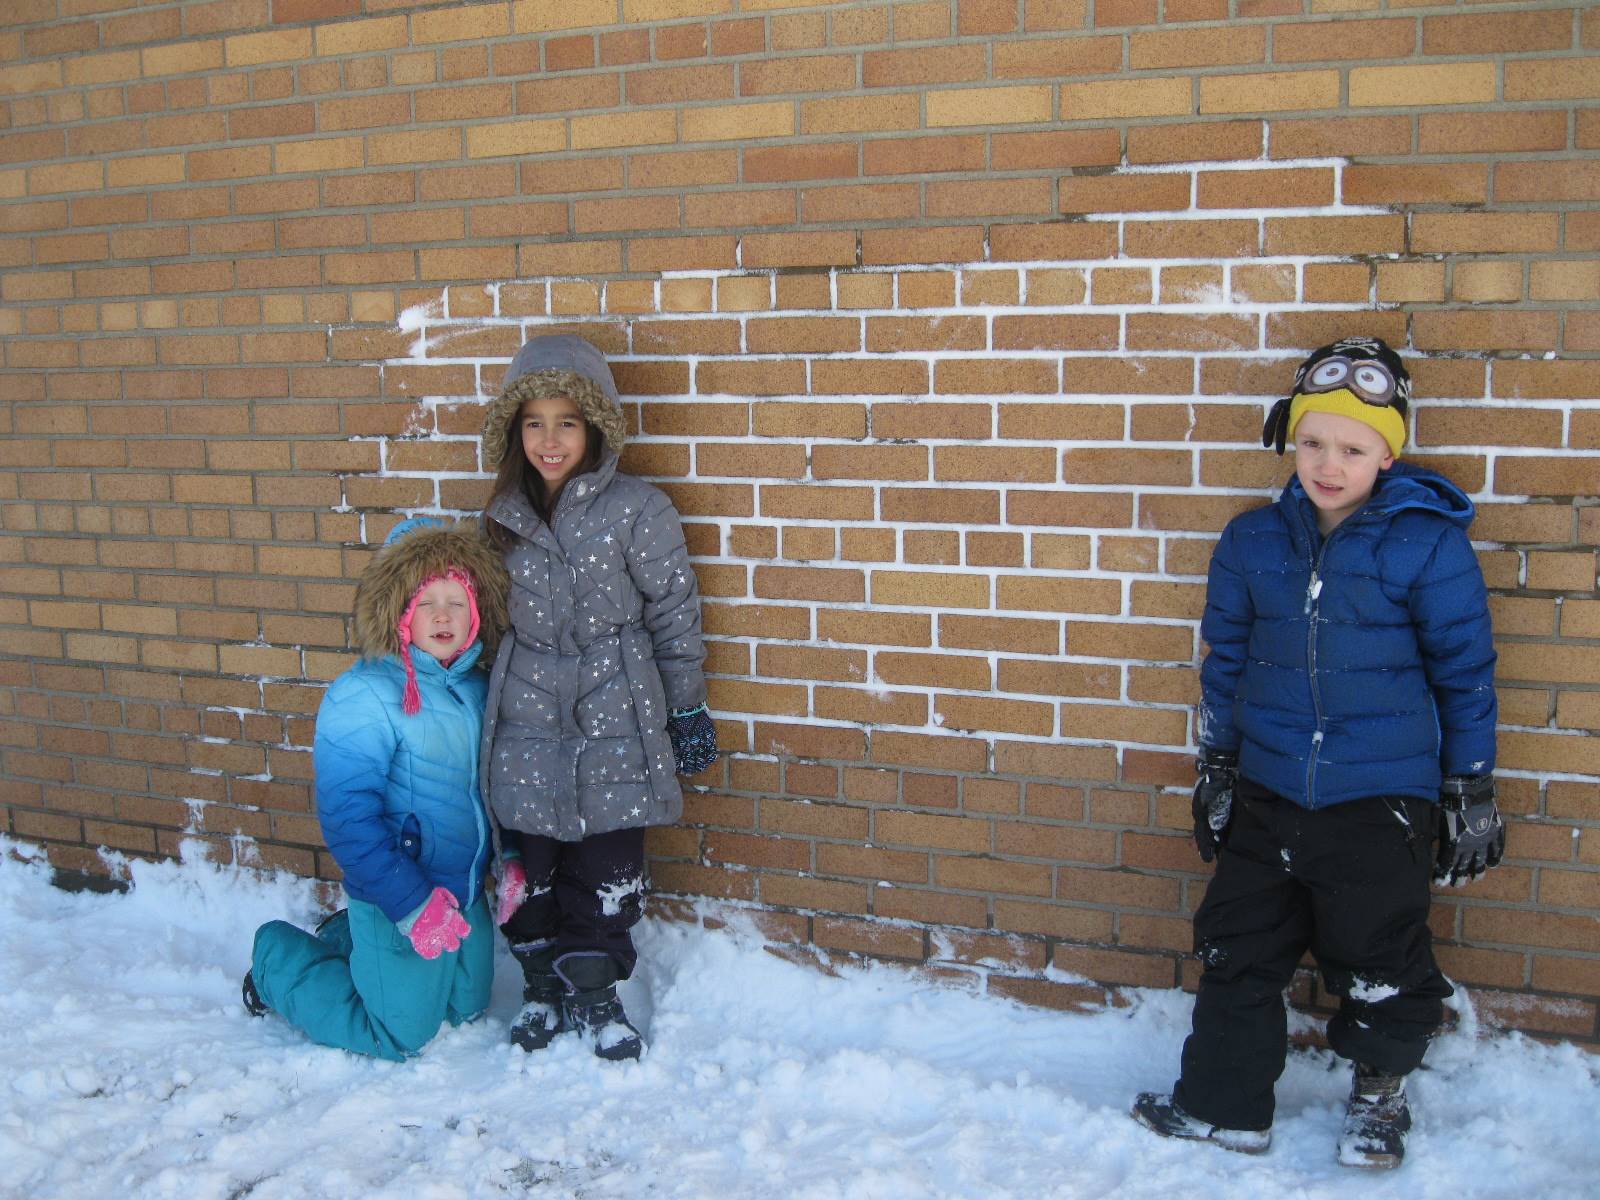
[466,119,565,159]
[513,0,614,32]
[684,101,794,143]
[927,85,1052,128]
[1201,70,1340,115]
[1351,62,1498,108]
[1059,78,1191,124]
[801,93,920,135]
[226,28,312,67]
[570,110,676,151]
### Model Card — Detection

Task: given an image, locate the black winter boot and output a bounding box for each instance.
[1337,1063,1411,1169]
[1131,1092,1271,1155]
[509,941,569,1053]
[556,951,643,1062]
[241,970,268,1018]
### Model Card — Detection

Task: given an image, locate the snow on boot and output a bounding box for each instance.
[509,940,570,1053]
[554,950,643,1062]
[1131,1092,1271,1155]
[563,987,643,1062]
[509,976,567,1053]
[241,970,269,1018]
[1338,1063,1411,1169]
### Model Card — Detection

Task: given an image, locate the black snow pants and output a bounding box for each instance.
[1172,777,1452,1132]
[500,825,647,985]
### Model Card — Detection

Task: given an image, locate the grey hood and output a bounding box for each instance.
[480,334,626,468]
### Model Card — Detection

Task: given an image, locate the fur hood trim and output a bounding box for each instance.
[353,521,510,661]
[481,334,625,468]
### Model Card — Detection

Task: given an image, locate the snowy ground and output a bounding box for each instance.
[2,839,1596,1200]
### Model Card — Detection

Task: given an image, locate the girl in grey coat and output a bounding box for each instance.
[479,334,716,1061]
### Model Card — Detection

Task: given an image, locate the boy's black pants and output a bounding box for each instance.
[1172,779,1452,1132]
[500,825,647,982]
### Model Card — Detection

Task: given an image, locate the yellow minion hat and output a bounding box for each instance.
[1263,337,1412,458]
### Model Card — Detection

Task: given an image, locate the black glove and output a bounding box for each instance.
[667,703,718,776]
[1434,774,1505,887]
[1191,746,1238,863]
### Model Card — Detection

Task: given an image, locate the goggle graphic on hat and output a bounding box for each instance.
[1262,336,1412,457]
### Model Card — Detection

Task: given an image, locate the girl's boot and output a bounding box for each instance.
[509,941,568,1052]
[556,951,642,1062]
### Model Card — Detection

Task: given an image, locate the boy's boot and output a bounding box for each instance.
[1131,1092,1271,1155]
[556,951,643,1062]
[508,941,568,1053]
[1337,1063,1411,1169]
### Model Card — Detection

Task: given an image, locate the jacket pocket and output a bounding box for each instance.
[397,813,422,861]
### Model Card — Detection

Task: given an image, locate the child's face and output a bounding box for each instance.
[1293,409,1394,533]
[407,576,473,663]
[519,395,588,494]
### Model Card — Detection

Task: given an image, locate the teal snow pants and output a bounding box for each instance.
[251,893,494,1062]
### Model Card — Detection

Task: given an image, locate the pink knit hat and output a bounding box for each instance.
[396,567,481,716]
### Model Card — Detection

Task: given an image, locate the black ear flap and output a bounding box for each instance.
[1262,396,1292,454]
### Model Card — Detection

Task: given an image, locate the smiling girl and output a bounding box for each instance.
[476,334,717,1061]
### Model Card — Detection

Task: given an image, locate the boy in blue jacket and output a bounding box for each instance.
[1132,338,1504,1168]
[243,518,510,1061]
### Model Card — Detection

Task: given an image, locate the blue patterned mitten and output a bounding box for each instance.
[667,703,718,776]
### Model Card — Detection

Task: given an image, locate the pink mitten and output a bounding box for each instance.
[495,858,529,927]
[407,887,471,960]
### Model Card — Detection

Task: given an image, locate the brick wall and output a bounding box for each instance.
[2,0,1598,1041]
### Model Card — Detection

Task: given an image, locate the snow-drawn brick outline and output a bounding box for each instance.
[251,156,1596,1026]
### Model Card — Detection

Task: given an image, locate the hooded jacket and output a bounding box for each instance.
[479,335,707,842]
[313,521,510,924]
[1197,460,1497,810]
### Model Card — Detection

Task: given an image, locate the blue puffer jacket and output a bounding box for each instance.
[314,642,491,923]
[1198,460,1497,809]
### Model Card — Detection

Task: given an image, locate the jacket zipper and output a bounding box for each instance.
[445,669,490,902]
[1303,518,1333,808]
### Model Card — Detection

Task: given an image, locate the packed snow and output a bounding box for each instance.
[2,838,1595,1200]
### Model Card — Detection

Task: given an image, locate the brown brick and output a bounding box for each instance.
[1418,110,1568,155]
[1126,119,1259,164]
[1267,114,1408,160]
[1133,24,1265,69]
[1060,172,1189,214]
[1273,17,1413,63]
[983,131,1108,177]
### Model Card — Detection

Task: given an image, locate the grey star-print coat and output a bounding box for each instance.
[479,451,707,842]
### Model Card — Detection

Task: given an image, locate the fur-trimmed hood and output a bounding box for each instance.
[480,334,626,470]
[353,519,510,661]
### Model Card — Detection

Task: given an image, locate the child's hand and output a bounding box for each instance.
[667,703,718,776]
[408,887,472,959]
[1191,746,1239,863]
[1434,775,1505,886]
[495,859,529,926]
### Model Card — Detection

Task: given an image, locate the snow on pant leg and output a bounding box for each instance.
[501,829,561,946]
[553,826,648,980]
[1303,794,1452,1075]
[444,894,495,1028]
[1174,786,1312,1132]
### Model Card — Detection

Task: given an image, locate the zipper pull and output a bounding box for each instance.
[1305,571,1322,613]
